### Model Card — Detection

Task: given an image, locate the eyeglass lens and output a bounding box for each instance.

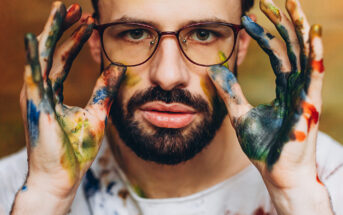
[102,23,235,66]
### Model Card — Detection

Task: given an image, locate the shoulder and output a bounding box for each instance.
[316,132,343,214]
[0,149,28,214]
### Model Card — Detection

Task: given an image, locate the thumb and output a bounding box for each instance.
[85,65,126,122]
[208,65,252,125]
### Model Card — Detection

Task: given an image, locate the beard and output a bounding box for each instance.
[110,86,227,165]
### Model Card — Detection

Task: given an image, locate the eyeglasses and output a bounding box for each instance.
[94,22,243,67]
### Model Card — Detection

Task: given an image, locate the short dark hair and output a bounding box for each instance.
[91,0,254,20]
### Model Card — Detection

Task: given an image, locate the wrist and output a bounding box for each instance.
[11,179,77,215]
[266,179,334,215]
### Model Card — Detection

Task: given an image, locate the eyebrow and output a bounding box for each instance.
[111,15,231,29]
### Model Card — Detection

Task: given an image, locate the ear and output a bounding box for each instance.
[236,14,256,66]
[83,13,102,64]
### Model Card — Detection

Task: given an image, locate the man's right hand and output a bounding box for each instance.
[12,2,125,214]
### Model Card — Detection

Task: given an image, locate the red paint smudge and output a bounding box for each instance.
[302,102,319,132]
[312,59,325,73]
[294,131,306,142]
[67,4,79,14]
[316,174,324,186]
[254,207,270,215]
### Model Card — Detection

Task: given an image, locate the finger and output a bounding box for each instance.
[208,65,252,125]
[260,0,301,73]
[286,0,311,71]
[38,1,66,84]
[50,17,95,105]
[242,16,291,104]
[24,33,44,147]
[20,85,30,146]
[306,25,324,111]
[25,33,43,100]
[85,66,126,123]
[62,4,82,30]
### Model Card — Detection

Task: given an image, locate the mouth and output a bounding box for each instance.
[139,102,197,129]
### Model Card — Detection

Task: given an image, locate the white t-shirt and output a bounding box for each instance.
[0,132,342,215]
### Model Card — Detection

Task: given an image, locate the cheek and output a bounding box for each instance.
[122,70,142,88]
[200,76,216,107]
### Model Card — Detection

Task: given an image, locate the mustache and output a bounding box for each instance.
[127,86,210,115]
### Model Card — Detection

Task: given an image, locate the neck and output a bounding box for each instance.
[107,117,251,198]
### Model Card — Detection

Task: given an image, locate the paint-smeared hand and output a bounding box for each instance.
[209,0,325,190]
[20,2,125,196]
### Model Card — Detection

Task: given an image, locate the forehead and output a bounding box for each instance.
[98,0,242,29]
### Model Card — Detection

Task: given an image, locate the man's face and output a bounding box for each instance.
[98,0,242,164]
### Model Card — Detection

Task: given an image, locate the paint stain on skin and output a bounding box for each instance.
[27,100,40,147]
[218,51,229,69]
[312,59,325,73]
[260,1,281,24]
[209,65,237,98]
[316,174,324,186]
[310,24,322,37]
[302,102,319,132]
[132,184,146,198]
[21,185,28,192]
[122,71,141,87]
[293,130,306,142]
[93,88,109,104]
[200,77,215,104]
[60,137,78,183]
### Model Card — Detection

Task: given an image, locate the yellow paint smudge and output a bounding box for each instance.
[200,77,215,105]
[218,51,229,69]
[122,71,141,87]
[260,1,281,23]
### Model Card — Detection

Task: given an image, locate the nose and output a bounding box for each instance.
[149,35,190,91]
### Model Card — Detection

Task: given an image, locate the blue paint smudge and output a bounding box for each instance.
[210,65,237,97]
[21,185,28,192]
[83,169,100,199]
[106,181,116,196]
[92,88,109,104]
[27,100,40,147]
[242,16,271,50]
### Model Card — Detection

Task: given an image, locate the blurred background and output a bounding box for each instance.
[0,0,342,158]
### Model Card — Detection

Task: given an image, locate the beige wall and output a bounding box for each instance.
[0,0,342,157]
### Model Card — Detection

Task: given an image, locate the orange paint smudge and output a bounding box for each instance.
[302,102,319,132]
[294,131,306,142]
[67,4,79,15]
[316,174,324,186]
[312,59,325,73]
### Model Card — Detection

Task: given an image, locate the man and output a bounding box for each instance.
[0,0,342,214]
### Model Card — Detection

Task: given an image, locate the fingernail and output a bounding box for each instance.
[209,65,237,97]
[241,16,264,37]
[310,24,322,37]
[81,16,93,24]
[241,15,252,23]
[67,4,80,14]
[286,0,297,14]
[260,0,281,23]
[24,33,38,60]
[86,16,95,25]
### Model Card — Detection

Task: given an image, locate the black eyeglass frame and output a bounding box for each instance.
[94,21,243,67]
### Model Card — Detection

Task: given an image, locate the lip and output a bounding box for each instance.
[139,102,197,128]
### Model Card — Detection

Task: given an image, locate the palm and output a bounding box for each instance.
[22,2,125,187]
[209,0,324,184]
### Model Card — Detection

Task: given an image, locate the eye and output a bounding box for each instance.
[190,29,215,42]
[126,29,150,41]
